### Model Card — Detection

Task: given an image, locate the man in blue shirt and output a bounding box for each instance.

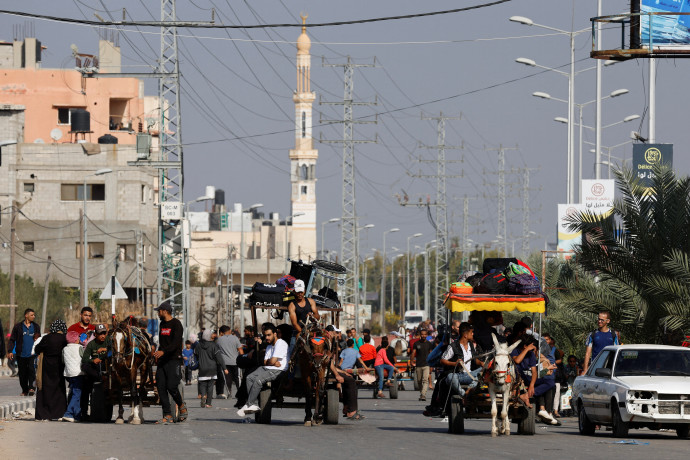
[582,310,620,375]
[339,339,367,370]
[8,309,40,396]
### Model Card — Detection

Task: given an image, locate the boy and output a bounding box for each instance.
[182,340,194,385]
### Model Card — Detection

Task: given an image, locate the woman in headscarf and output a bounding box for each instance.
[35,319,68,420]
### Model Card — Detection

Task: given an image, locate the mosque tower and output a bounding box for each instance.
[288,14,317,261]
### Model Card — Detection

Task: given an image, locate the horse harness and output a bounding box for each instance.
[108,325,151,371]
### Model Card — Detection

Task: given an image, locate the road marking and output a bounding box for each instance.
[188,437,201,443]
[202,447,222,454]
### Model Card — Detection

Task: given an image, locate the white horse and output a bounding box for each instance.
[487,335,520,437]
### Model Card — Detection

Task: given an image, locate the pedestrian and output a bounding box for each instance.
[195,329,227,408]
[182,340,194,385]
[582,310,620,375]
[543,333,564,418]
[210,330,227,399]
[410,328,434,401]
[6,332,17,377]
[152,301,188,424]
[67,307,95,346]
[7,308,40,396]
[61,330,84,422]
[34,319,68,421]
[217,325,243,398]
[374,336,396,399]
[81,323,108,421]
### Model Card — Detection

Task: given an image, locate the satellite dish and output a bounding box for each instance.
[34,138,45,144]
[50,128,63,142]
[70,44,79,57]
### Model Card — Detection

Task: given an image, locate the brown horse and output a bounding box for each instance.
[107,320,153,424]
[295,321,335,426]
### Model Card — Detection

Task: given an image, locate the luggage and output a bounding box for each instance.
[507,274,541,295]
[504,262,532,278]
[475,272,508,294]
[482,258,518,275]
[248,291,284,307]
[450,282,473,294]
[251,282,284,295]
[465,273,484,288]
[276,275,297,290]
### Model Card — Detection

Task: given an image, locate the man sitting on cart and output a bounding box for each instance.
[288,280,320,348]
[440,322,485,398]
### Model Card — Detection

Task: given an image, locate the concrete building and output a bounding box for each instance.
[0,36,159,304]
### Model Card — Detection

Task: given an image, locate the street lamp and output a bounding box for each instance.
[82,168,112,309]
[423,240,436,318]
[380,227,399,326]
[360,255,375,330]
[391,253,404,323]
[285,212,305,273]
[320,218,340,260]
[240,203,263,332]
[406,233,422,313]
[513,15,591,204]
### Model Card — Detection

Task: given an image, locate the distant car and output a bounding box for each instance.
[572,345,690,438]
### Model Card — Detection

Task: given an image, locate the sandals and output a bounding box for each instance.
[155,415,174,424]
[178,403,188,422]
[377,392,386,398]
[346,413,365,420]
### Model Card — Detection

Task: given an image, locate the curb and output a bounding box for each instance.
[0,370,16,377]
[0,397,35,420]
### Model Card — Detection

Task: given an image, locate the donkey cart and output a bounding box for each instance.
[443,292,546,436]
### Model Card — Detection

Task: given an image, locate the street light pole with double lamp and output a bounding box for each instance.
[380,228,399,326]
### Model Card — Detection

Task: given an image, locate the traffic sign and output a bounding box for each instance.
[100,276,128,300]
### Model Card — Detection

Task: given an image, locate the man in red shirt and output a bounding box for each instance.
[67,307,95,345]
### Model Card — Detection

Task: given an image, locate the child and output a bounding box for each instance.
[195,330,227,408]
[62,331,84,422]
[182,340,194,386]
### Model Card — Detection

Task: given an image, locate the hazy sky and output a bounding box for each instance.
[1,0,685,259]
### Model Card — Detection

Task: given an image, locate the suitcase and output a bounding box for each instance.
[482,258,518,275]
[249,291,284,307]
[251,282,285,294]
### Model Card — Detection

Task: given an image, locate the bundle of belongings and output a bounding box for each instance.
[456,258,542,296]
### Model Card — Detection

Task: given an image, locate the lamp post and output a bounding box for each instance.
[82,168,112,309]
[423,241,435,319]
[380,228,399,327]
[533,88,629,187]
[512,16,591,204]
[354,224,374,327]
[587,140,632,178]
[320,218,340,260]
[390,253,404,329]
[360,255,375,330]
[406,233,422,313]
[240,203,263,332]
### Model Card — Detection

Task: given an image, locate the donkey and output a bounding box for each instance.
[487,334,521,437]
[295,321,334,426]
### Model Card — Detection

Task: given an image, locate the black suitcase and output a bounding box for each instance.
[482,258,518,275]
[249,291,284,307]
[251,282,285,295]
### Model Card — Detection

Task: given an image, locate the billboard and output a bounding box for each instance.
[632,143,673,188]
[557,204,585,259]
[639,0,690,47]
[580,180,615,217]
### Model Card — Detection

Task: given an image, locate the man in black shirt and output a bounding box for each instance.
[153,301,187,424]
[410,328,434,401]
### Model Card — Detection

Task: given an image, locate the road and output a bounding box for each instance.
[0,375,687,460]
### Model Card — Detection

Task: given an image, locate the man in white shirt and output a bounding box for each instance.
[237,323,288,417]
[440,323,485,397]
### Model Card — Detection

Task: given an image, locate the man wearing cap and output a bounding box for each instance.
[81,323,108,420]
[288,279,320,337]
[153,301,188,424]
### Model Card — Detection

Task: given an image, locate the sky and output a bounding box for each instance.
[1,0,687,260]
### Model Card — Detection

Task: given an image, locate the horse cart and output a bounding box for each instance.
[443,292,546,436]
[249,259,348,425]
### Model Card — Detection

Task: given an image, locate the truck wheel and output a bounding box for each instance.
[389,376,399,399]
[255,389,273,424]
[517,404,535,435]
[578,402,596,435]
[325,389,339,425]
[676,425,690,439]
[448,395,465,434]
[611,406,629,438]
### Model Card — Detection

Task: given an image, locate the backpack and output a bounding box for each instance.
[465,273,484,288]
[507,274,541,295]
[475,272,508,294]
[504,262,532,278]
[482,257,518,275]
[188,353,199,371]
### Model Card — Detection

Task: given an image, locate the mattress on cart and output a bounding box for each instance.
[444,292,545,314]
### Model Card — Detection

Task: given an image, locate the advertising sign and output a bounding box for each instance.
[557,204,585,259]
[640,0,690,47]
[581,180,615,217]
[632,143,673,188]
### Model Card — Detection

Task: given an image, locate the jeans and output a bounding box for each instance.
[446,367,483,396]
[245,367,283,407]
[17,356,35,394]
[375,364,396,391]
[156,359,184,416]
[224,365,240,396]
[63,376,83,420]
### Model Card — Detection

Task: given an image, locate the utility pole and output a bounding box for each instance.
[403,113,462,325]
[40,256,51,333]
[485,145,518,256]
[135,230,144,314]
[320,56,377,309]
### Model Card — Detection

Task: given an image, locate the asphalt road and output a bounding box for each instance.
[0,375,687,460]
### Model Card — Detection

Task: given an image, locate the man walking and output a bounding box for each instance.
[410,328,434,401]
[153,301,187,424]
[582,310,620,375]
[217,325,243,398]
[8,309,40,396]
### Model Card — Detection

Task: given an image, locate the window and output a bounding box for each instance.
[23,241,34,252]
[588,351,610,376]
[23,183,34,193]
[301,111,306,138]
[300,164,308,180]
[301,185,308,195]
[109,98,131,131]
[57,108,71,125]
[117,244,136,262]
[141,185,147,203]
[76,242,105,259]
[61,183,105,201]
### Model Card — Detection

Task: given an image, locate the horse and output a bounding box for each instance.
[486,334,521,437]
[390,327,409,358]
[107,320,153,425]
[294,320,335,426]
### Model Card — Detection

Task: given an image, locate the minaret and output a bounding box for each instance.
[289,14,317,261]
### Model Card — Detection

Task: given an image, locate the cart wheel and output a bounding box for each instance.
[448,395,465,434]
[325,389,339,425]
[389,376,399,399]
[517,403,536,435]
[255,389,273,424]
[312,259,347,274]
